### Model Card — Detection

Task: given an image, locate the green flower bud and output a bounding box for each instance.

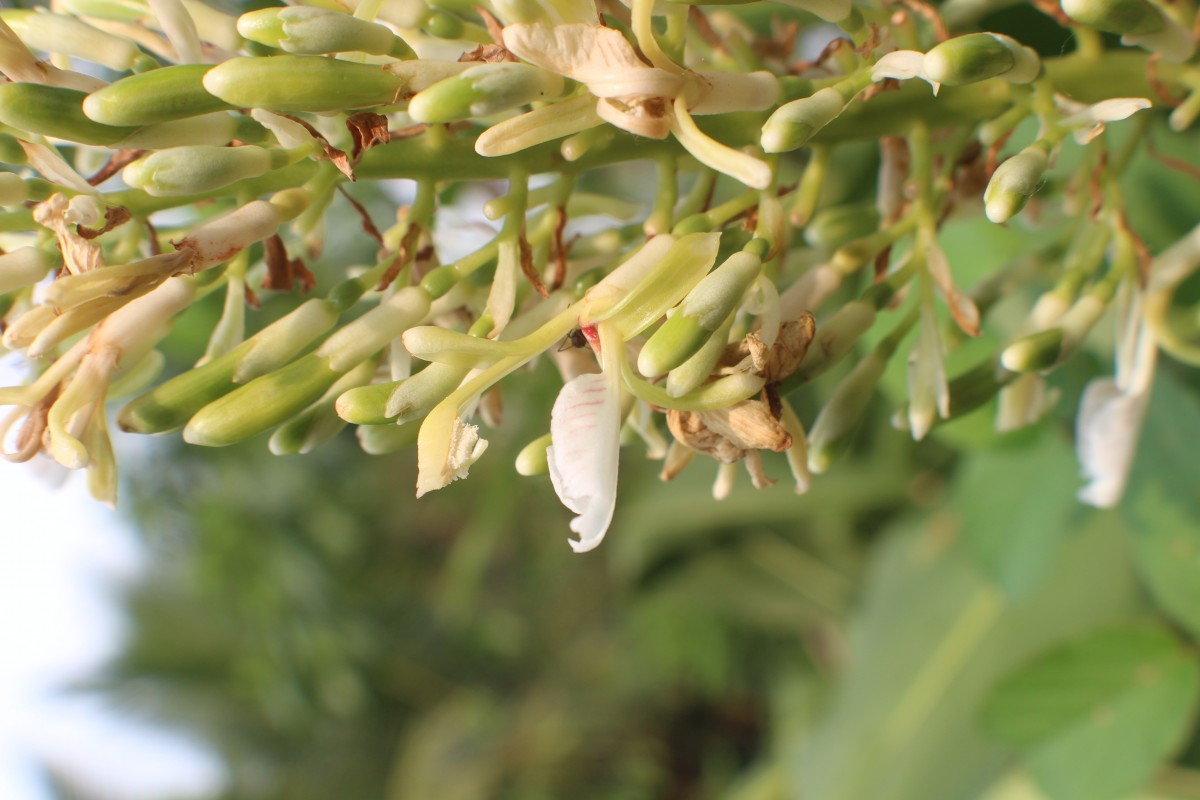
[269,358,377,456]
[789,299,876,385]
[184,352,345,447]
[588,233,722,339]
[0,83,137,146]
[117,113,262,150]
[57,0,145,23]
[356,420,419,455]
[122,145,289,197]
[761,87,844,153]
[83,65,236,127]
[807,351,887,473]
[923,33,1040,87]
[336,361,469,425]
[0,171,28,207]
[238,7,415,59]
[1061,0,1164,34]
[0,9,141,71]
[638,251,761,376]
[118,298,340,434]
[0,246,50,294]
[408,63,564,123]
[515,432,552,476]
[805,204,881,252]
[420,265,459,299]
[315,287,431,373]
[1000,328,1064,373]
[664,310,735,398]
[203,55,405,113]
[984,143,1048,223]
[1001,292,1106,372]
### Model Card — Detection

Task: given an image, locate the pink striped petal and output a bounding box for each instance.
[547,370,621,552]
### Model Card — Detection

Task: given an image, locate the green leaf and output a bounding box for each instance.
[981,626,1200,800]
[791,510,1140,800]
[1125,370,1200,637]
[953,431,1082,599]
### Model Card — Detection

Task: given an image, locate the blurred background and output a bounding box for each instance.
[2,6,1200,794]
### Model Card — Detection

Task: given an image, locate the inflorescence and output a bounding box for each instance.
[0,0,1198,550]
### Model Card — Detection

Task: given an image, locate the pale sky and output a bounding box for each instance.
[0,446,225,799]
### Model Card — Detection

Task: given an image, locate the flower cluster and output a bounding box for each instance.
[0,0,1197,541]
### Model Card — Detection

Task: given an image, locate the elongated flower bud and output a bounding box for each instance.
[0,171,28,206]
[203,55,405,112]
[336,361,470,425]
[237,7,414,58]
[586,233,722,339]
[805,204,882,252]
[357,420,420,455]
[119,298,340,434]
[790,299,876,384]
[175,199,283,270]
[269,359,377,456]
[923,33,1040,87]
[1061,0,1164,35]
[186,290,429,446]
[807,352,887,473]
[122,145,288,197]
[0,9,141,71]
[84,65,236,127]
[984,143,1048,223]
[1001,291,1107,372]
[408,63,564,123]
[0,83,137,146]
[0,247,50,295]
[638,250,761,376]
[183,353,344,447]
[761,88,844,153]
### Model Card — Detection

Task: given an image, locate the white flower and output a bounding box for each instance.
[546,334,623,552]
[494,21,777,188]
[1076,284,1157,508]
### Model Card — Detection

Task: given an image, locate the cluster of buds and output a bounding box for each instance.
[0,0,1196,546]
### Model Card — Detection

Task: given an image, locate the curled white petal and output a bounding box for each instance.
[547,370,621,552]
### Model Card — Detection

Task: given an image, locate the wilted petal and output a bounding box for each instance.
[1076,377,1150,508]
[547,369,622,552]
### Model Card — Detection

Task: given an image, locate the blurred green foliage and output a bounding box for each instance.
[76,65,1200,800]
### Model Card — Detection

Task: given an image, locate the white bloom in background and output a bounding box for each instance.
[1076,286,1157,508]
